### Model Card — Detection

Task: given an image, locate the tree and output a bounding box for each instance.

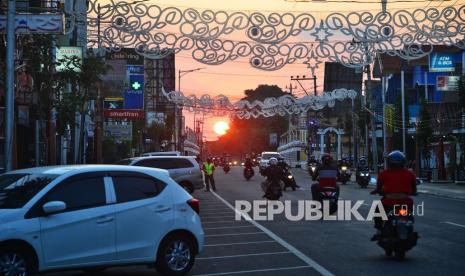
[416,99,432,168]
[212,85,290,156]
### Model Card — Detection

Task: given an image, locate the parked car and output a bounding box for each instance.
[0,165,204,276]
[116,156,203,194]
[259,152,282,173]
[141,151,182,157]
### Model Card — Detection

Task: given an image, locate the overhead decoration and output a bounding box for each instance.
[161,87,357,119]
[85,1,465,70]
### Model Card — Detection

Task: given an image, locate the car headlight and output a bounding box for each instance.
[287,175,293,179]
[234,161,238,165]
[229,162,232,165]
[241,163,245,166]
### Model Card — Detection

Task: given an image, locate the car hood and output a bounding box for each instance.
[0,209,24,224]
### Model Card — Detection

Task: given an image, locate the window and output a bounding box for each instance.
[0,173,57,209]
[112,175,166,203]
[44,176,106,212]
[135,158,194,169]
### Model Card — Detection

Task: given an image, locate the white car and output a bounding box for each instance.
[259,152,282,172]
[0,165,204,276]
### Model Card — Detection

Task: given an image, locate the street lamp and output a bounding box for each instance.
[176,67,206,151]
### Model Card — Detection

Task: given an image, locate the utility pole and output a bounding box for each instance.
[5,0,16,171]
[291,75,316,96]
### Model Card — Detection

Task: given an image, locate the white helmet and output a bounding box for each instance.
[269,157,278,165]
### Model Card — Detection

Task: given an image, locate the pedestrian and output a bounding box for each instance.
[203,157,217,192]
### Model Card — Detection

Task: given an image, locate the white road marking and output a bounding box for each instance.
[205,232,265,237]
[201,215,237,219]
[203,225,255,230]
[197,251,291,260]
[443,221,465,228]
[211,191,334,276]
[204,240,276,247]
[193,265,313,276]
[202,220,244,224]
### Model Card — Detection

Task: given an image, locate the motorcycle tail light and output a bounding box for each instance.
[397,208,408,216]
[325,191,332,196]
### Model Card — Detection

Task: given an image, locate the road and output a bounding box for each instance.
[45,166,465,275]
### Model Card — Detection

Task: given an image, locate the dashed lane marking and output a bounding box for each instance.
[211,190,334,276]
[192,265,313,276]
[197,251,291,260]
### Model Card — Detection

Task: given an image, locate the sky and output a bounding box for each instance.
[99,0,462,140]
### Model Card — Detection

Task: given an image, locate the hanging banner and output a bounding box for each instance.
[104,123,133,141]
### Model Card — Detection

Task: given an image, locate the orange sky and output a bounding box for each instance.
[100,0,460,140]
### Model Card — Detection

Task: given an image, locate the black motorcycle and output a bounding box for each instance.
[376,207,418,260]
[338,165,351,185]
[318,186,338,214]
[244,167,254,180]
[223,163,231,173]
[308,163,319,181]
[356,169,370,188]
[261,180,282,200]
[282,169,298,191]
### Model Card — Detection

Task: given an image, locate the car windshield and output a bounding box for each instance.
[262,154,281,160]
[0,173,57,209]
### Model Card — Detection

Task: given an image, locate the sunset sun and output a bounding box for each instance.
[213,121,230,136]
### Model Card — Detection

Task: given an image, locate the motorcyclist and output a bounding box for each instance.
[311,154,339,200]
[244,157,254,178]
[370,151,417,241]
[278,157,300,191]
[262,157,284,200]
[244,157,254,169]
[356,156,369,182]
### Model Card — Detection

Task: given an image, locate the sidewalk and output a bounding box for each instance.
[417,182,465,200]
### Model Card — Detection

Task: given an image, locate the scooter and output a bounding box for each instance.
[261,180,282,200]
[308,163,319,181]
[318,186,338,214]
[356,170,370,188]
[376,207,418,260]
[244,167,254,180]
[282,169,298,191]
[338,165,350,185]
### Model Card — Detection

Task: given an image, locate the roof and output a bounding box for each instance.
[5,165,169,177]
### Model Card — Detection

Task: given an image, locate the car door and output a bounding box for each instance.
[37,173,116,268]
[108,172,174,262]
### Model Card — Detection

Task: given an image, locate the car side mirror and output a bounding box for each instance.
[42,201,67,215]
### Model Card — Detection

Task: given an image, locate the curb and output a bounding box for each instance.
[417,190,465,201]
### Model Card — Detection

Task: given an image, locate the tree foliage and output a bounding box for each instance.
[211,85,290,156]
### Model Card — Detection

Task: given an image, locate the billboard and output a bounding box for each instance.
[324,62,363,92]
[106,48,144,65]
[56,47,82,72]
[104,97,124,109]
[437,76,460,91]
[104,123,133,142]
[124,74,144,109]
[104,109,144,120]
[0,13,64,34]
[429,53,461,72]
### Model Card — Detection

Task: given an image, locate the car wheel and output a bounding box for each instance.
[156,234,195,276]
[180,182,194,194]
[0,245,37,276]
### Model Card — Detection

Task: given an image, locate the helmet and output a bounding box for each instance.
[269,157,278,165]
[322,154,332,166]
[207,157,212,162]
[387,151,406,169]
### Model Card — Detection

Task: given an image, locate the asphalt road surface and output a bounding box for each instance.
[45,166,465,276]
